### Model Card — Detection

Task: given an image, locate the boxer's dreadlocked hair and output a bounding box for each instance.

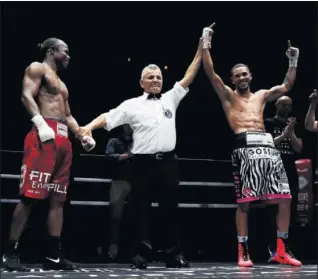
[37,37,61,56]
[231,63,250,76]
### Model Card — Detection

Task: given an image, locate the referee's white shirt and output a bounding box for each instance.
[104,82,189,154]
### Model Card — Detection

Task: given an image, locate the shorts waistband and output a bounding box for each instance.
[235,131,275,149]
[31,118,68,138]
[133,150,175,160]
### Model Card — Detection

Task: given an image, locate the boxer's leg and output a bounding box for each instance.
[3,132,55,271]
[3,197,35,271]
[236,203,250,239]
[7,197,33,249]
[232,147,259,267]
[47,198,65,248]
[232,147,267,267]
[266,203,278,261]
[47,139,71,236]
[264,154,302,266]
[277,199,291,234]
[236,203,253,267]
[43,138,77,270]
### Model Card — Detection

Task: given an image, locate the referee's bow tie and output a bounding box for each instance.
[147,93,162,100]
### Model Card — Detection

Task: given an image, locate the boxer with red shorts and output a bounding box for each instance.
[20,119,72,202]
[202,24,301,267]
[2,38,95,271]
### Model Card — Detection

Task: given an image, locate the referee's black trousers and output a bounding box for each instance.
[129,152,180,257]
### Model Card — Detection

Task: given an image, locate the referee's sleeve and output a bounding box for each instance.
[168,82,189,106]
[104,101,129,131]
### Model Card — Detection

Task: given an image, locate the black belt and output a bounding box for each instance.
[133,150,175,160]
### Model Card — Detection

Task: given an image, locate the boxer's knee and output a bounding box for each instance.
[278,199,291,205]
[238,203,250,213]
[49,198,65,209]
[278,199,291,213]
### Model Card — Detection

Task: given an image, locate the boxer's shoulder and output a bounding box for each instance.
[25,62,46,77]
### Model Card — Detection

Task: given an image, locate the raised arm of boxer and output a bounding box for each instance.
[263,40,299,102]
[202,23,233,103]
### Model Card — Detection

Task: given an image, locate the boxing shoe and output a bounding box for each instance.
[130,241,152,269]
[43,252,79,270]
[238,242,253,267]
[2,251,29,271]
[271,238,302,267]
[130,254,148,269]
[166,253,190,268]
[267,245,278,264]
[43,242,79,270]
[165,243,190,268]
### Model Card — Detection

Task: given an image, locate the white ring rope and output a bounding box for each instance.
[0,198,267,209]
[2,199,317,207]
[0,174,234,187]
[0,149,232,163]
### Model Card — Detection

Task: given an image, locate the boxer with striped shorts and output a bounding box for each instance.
[202,23,302,267]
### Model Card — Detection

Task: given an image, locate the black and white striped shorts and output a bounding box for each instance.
[232,131,292,203]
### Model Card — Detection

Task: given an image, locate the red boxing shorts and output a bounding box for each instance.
[231,131,292,203]
[19,118,72,202]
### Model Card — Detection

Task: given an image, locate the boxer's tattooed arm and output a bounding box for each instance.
[22,63,44,117]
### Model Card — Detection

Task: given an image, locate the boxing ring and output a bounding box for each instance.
[1,150,317,279]
[1,263,317,279]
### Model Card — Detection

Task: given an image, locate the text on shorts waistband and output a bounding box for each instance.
[235,131,274,148]
[32,118,68,138]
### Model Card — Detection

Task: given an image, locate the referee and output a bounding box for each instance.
[79,39,203,269]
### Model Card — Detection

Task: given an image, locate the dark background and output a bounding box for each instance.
[1,2,317,264]
[2,1,317,159]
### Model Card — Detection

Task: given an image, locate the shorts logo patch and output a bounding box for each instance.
[57,123,68,137]
[246,147,276,160]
